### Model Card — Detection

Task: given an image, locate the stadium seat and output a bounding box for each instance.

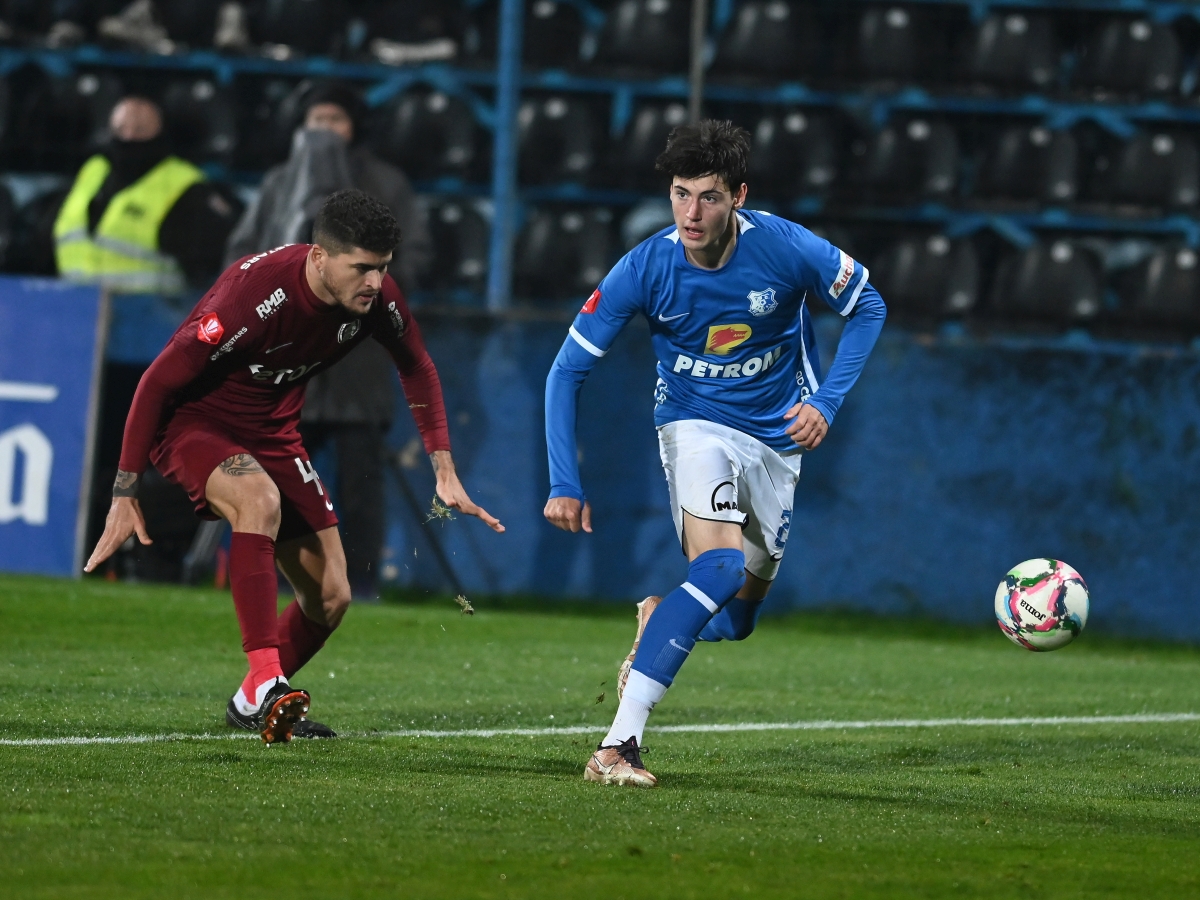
[870,233,979,316]
[4,186,70,276]
[976,125,1077,204]
[8,68,125,171]
[1114,244,1200,326]
[250,0,348,56]
[160,78,237,166]
[855,5,952,82]
[1075,18,1181,95]
[990,239,1104,321]
[963,12,1059,90]
[747,108,839,199]
[597,0,690,73]
[374,87,482,181]
[365,0,464,45]
[617,101,690,190]
[159,0,223,48]
[1089,132,1199,210]
[232,78,304,171]
[424,200,490,297]
[471,0,586,68]
[851,117,959,203]
[620,198,674,249]
[713,0,819,79]
[516,206,615,300]
[518,95,599,185]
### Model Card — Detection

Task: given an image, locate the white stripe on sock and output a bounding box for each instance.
[681,581,718,613]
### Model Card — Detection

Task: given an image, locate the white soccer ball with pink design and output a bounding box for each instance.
[994,559,1089,651]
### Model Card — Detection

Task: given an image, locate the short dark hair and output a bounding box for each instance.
[654,119,751,192]
[312,189,401,256]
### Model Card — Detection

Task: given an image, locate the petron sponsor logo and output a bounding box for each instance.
[710,481,739,512]
[828,250,856,300]
[209,325,248,360]
[248,362,321,385]
[580,289,601,314]
[747,287,778,317]
[337,320,361,343]
[705,324,752,356]
[256,287,288,320]
[673,345,782,379]
[197,312,224,344]
[386,301,406,336]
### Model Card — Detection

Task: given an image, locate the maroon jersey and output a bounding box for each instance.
[119,243,449,475]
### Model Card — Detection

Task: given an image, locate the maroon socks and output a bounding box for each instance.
[277,600,334,678]
[230,532,284,704]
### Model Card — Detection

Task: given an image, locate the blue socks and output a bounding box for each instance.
[698,598,765,642]
[630,548,746,688]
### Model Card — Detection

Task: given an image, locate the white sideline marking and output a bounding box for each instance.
[2,713,1199,748]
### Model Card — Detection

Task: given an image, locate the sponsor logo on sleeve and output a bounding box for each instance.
[747,287,778,317]
[240,244,295,270]
[581,289,601,314]
[197,312,224,345]
[338,320,361,344]
[704,324,752,356]
[209,325,248,360]
[255,287,288,320]
[386,301,406,336]
[828,250,856,300]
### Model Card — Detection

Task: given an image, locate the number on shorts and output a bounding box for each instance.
[294,457,325,496]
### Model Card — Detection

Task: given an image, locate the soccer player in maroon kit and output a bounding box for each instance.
[84,190,503,743]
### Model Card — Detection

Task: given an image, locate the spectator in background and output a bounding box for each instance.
[54,95,241,293]
[225,82,432,599]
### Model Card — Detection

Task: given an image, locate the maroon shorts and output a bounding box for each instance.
[151,414,339,543]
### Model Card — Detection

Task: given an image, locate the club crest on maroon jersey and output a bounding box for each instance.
[197,313,224,345]
[338,320,361,343]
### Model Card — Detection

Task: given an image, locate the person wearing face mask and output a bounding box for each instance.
[223,82,432,601]
[53,96,241,293]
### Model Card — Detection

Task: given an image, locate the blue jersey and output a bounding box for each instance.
[546,210,886,502]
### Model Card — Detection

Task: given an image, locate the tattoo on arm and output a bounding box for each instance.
[429,453,440,473]
[218,454,266,477]
[112,470,139,498]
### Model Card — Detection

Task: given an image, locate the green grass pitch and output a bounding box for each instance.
[2,574,1200,899]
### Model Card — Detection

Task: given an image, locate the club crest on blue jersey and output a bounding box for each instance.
[747,287,777,317]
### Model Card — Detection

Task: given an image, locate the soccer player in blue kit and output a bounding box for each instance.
[544,121,887,786]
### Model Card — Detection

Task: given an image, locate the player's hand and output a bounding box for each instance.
[783,403,829,450]
[431,451,505,533]
[544,496,592,533]
[83,497,152,572]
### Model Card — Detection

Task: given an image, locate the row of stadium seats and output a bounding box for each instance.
[3,70,1196,214]
[2,1,1195,99]
[418,198,1200,331]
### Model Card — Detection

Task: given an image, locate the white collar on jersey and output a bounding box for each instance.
[664,211,755,244]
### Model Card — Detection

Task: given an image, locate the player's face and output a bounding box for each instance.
[669,175,747,253]
[313,246,393,315]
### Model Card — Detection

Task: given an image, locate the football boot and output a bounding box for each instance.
[617,595,662,701]
[584,736,657,787]
[226,695,337,739]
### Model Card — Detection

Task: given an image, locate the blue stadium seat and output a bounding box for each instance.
[425,200,490,297]
[851,117,959,203]
[1075,18,1181,95]
[1089,132,1199,210]
[516,206,615,300]
[871,233,979,316]
[617,101,690,190]
[713,1,819,79]
[964,12,1059,90]
[518,95,599,185]
[747,108,839,198]
[977,125,1077,204]
[9,68,125,171]
[374,87,482,181]
[161,78,237,165]
[990,239,1104,321]
[1115,244,1200,326]
[597,0,690,73]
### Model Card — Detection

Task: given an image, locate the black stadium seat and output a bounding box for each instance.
[856,5,946,82]
[747,108,839,198]
[870,233,979,317]
[518,95,598,185]
[1114,244,1200,326]
[471,0,587,68]
[516,207,615,301]
[1089,132,1199,210]
[161,78,238,166]
[9,68,125,171]
[374,87,482,181]
[964,12,1059,90]
[977,125,1077,204]
[1075,18,1181,95]
[851,117,959,203]
[617,102,689,190]
[713,0,819,79]
[990,239,1104,322]
[159,0,223,48]
[597,0,690,73]
[425,200,490,297]
[250,0,348,56]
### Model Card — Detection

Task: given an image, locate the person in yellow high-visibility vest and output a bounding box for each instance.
[54,96,242,294]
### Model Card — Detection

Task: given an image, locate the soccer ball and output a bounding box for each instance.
[994,559,1089,651]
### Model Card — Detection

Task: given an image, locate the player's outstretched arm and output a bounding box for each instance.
[430,450,505,533]
[83,471,153,572]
